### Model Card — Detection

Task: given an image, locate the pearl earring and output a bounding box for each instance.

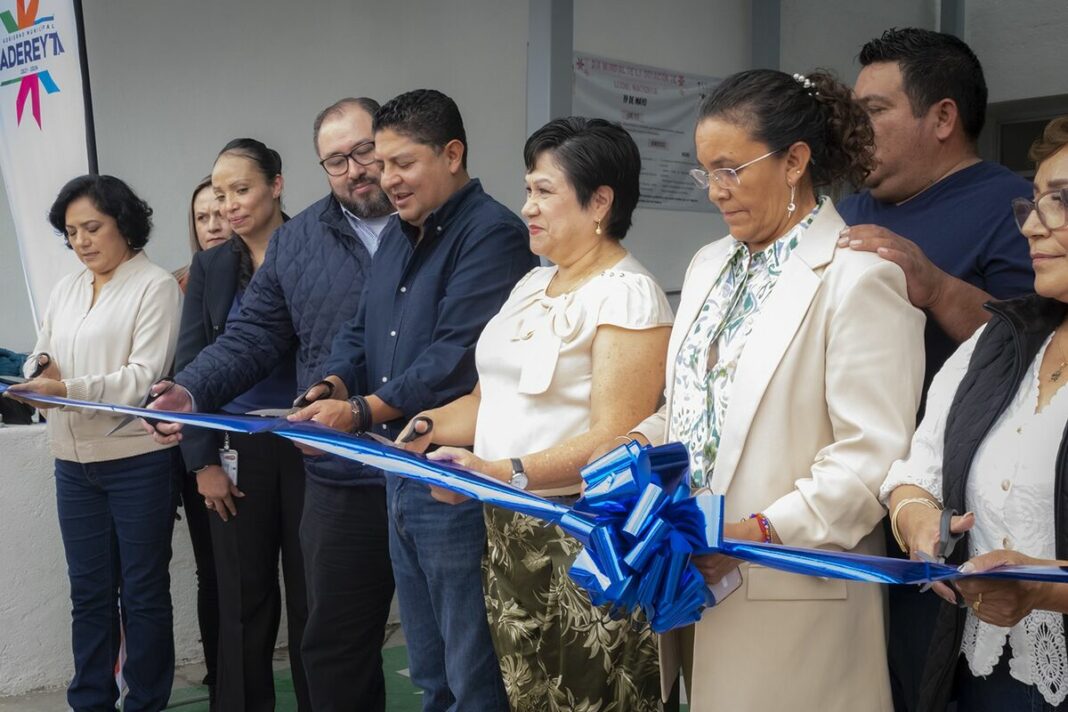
[595,219,603,236]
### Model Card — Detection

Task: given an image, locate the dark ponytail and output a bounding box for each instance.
[215,138,283,289]
[697,69,875,189]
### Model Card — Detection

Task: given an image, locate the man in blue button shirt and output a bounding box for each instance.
[291,89,535,711]
[835,29,1034,712]
[146,97,399,711]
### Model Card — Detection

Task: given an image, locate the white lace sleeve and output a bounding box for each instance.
[878,325,987,505]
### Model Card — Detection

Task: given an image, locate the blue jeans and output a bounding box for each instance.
[55,448,180,712]
[386,478,508,712]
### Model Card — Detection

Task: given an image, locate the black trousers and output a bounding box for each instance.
[299,477,395,712]
[180,468,219,689]
[210,432,311,712]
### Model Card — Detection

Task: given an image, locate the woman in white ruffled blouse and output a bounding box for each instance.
[396,117,673,711]
[885,116,1068,711]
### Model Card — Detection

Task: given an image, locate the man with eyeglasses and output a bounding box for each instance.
[145,97,398,710]
[835,28,1034,712]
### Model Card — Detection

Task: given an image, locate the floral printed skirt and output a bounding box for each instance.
[482,505,661,712]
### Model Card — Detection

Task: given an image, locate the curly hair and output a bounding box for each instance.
[698,68,875,189]
[1029,116,1068,167]
[48,174,154,250]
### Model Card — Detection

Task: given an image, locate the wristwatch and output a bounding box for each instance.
[509,457,529,490]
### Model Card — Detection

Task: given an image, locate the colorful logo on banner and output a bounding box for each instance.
[0,0,64,128]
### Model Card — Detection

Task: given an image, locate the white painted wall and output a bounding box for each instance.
[575,0,752,292]
[780,0,937,85]
[0,426,228,695]
[966,0,1068,103]
[1,0,1062,693]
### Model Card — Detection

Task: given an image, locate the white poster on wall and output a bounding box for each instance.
[573,52,720,213]
[0,0,91,329]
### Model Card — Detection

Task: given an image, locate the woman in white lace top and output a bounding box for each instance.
[883,117,1068,710]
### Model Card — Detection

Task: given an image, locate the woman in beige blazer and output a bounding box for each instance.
[626,70,926,711]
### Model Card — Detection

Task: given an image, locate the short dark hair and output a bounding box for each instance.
[216,137,283,183]
[48,174,153,250]
[312,97,381,153]
[859,28,987,141]
[524,117,641,239]
[698,69,875,188]
[374,89,468,168]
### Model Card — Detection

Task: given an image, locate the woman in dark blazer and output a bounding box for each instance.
[176,139,310,711]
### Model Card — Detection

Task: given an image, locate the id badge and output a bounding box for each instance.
[219,434,238,486]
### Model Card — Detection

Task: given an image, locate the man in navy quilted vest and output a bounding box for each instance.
[147,97,399,710]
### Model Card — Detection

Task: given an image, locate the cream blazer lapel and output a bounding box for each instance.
[708,205,844,495]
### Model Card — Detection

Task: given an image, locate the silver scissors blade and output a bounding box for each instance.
[106,379,174,436]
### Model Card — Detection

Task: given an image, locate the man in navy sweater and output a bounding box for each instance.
[836,29,1034,712]
[147,97,398,711]
[289,89,535,711]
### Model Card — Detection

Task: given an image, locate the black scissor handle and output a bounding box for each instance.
[399,416,434,444]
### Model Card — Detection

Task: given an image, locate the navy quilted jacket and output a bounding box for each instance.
[174,193,376,484]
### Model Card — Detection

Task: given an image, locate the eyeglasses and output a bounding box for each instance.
[320,141,376,176]
[1012,187,1068,232]
[689,148,783,190]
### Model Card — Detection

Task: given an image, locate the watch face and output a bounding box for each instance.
[511,472,529,490]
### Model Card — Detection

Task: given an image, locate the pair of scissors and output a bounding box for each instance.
[398,416,434,444]
[27,353,52,378]
[105,378,175,436]
[917,507,968,606]
[359,415,434,448]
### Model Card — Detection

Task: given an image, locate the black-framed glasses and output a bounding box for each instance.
[689,148,783,190]
[320,141,376,176]
[1012,187,1068,232]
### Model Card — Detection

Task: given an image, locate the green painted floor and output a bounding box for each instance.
[164,645,423,711]
[0,643,689,711]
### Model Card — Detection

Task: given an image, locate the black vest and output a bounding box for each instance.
[919,295,1068,711]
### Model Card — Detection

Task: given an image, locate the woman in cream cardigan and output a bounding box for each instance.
[624,70,926,711]
[6,175,181,712]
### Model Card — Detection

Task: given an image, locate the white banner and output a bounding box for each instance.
[0,0,90,328]
[573,53,720,213]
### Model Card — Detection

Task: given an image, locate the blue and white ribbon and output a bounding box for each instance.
[5,383,1067,633]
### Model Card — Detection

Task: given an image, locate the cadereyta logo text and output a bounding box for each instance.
[0,0,64,128]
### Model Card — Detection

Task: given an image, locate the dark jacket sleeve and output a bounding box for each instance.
[174,230,296,411]
[374,219,534,415]
[176,250,225,471]
[320,279,371,397]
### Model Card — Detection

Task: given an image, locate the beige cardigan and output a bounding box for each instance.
[635,203,925,711]
[30,252,180,463]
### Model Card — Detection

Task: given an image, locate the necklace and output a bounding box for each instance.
[549,248,625,296]
[1051,330,1068,383]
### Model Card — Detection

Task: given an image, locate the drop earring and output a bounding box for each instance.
[787,184,797,217]
[595,219,603,235]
